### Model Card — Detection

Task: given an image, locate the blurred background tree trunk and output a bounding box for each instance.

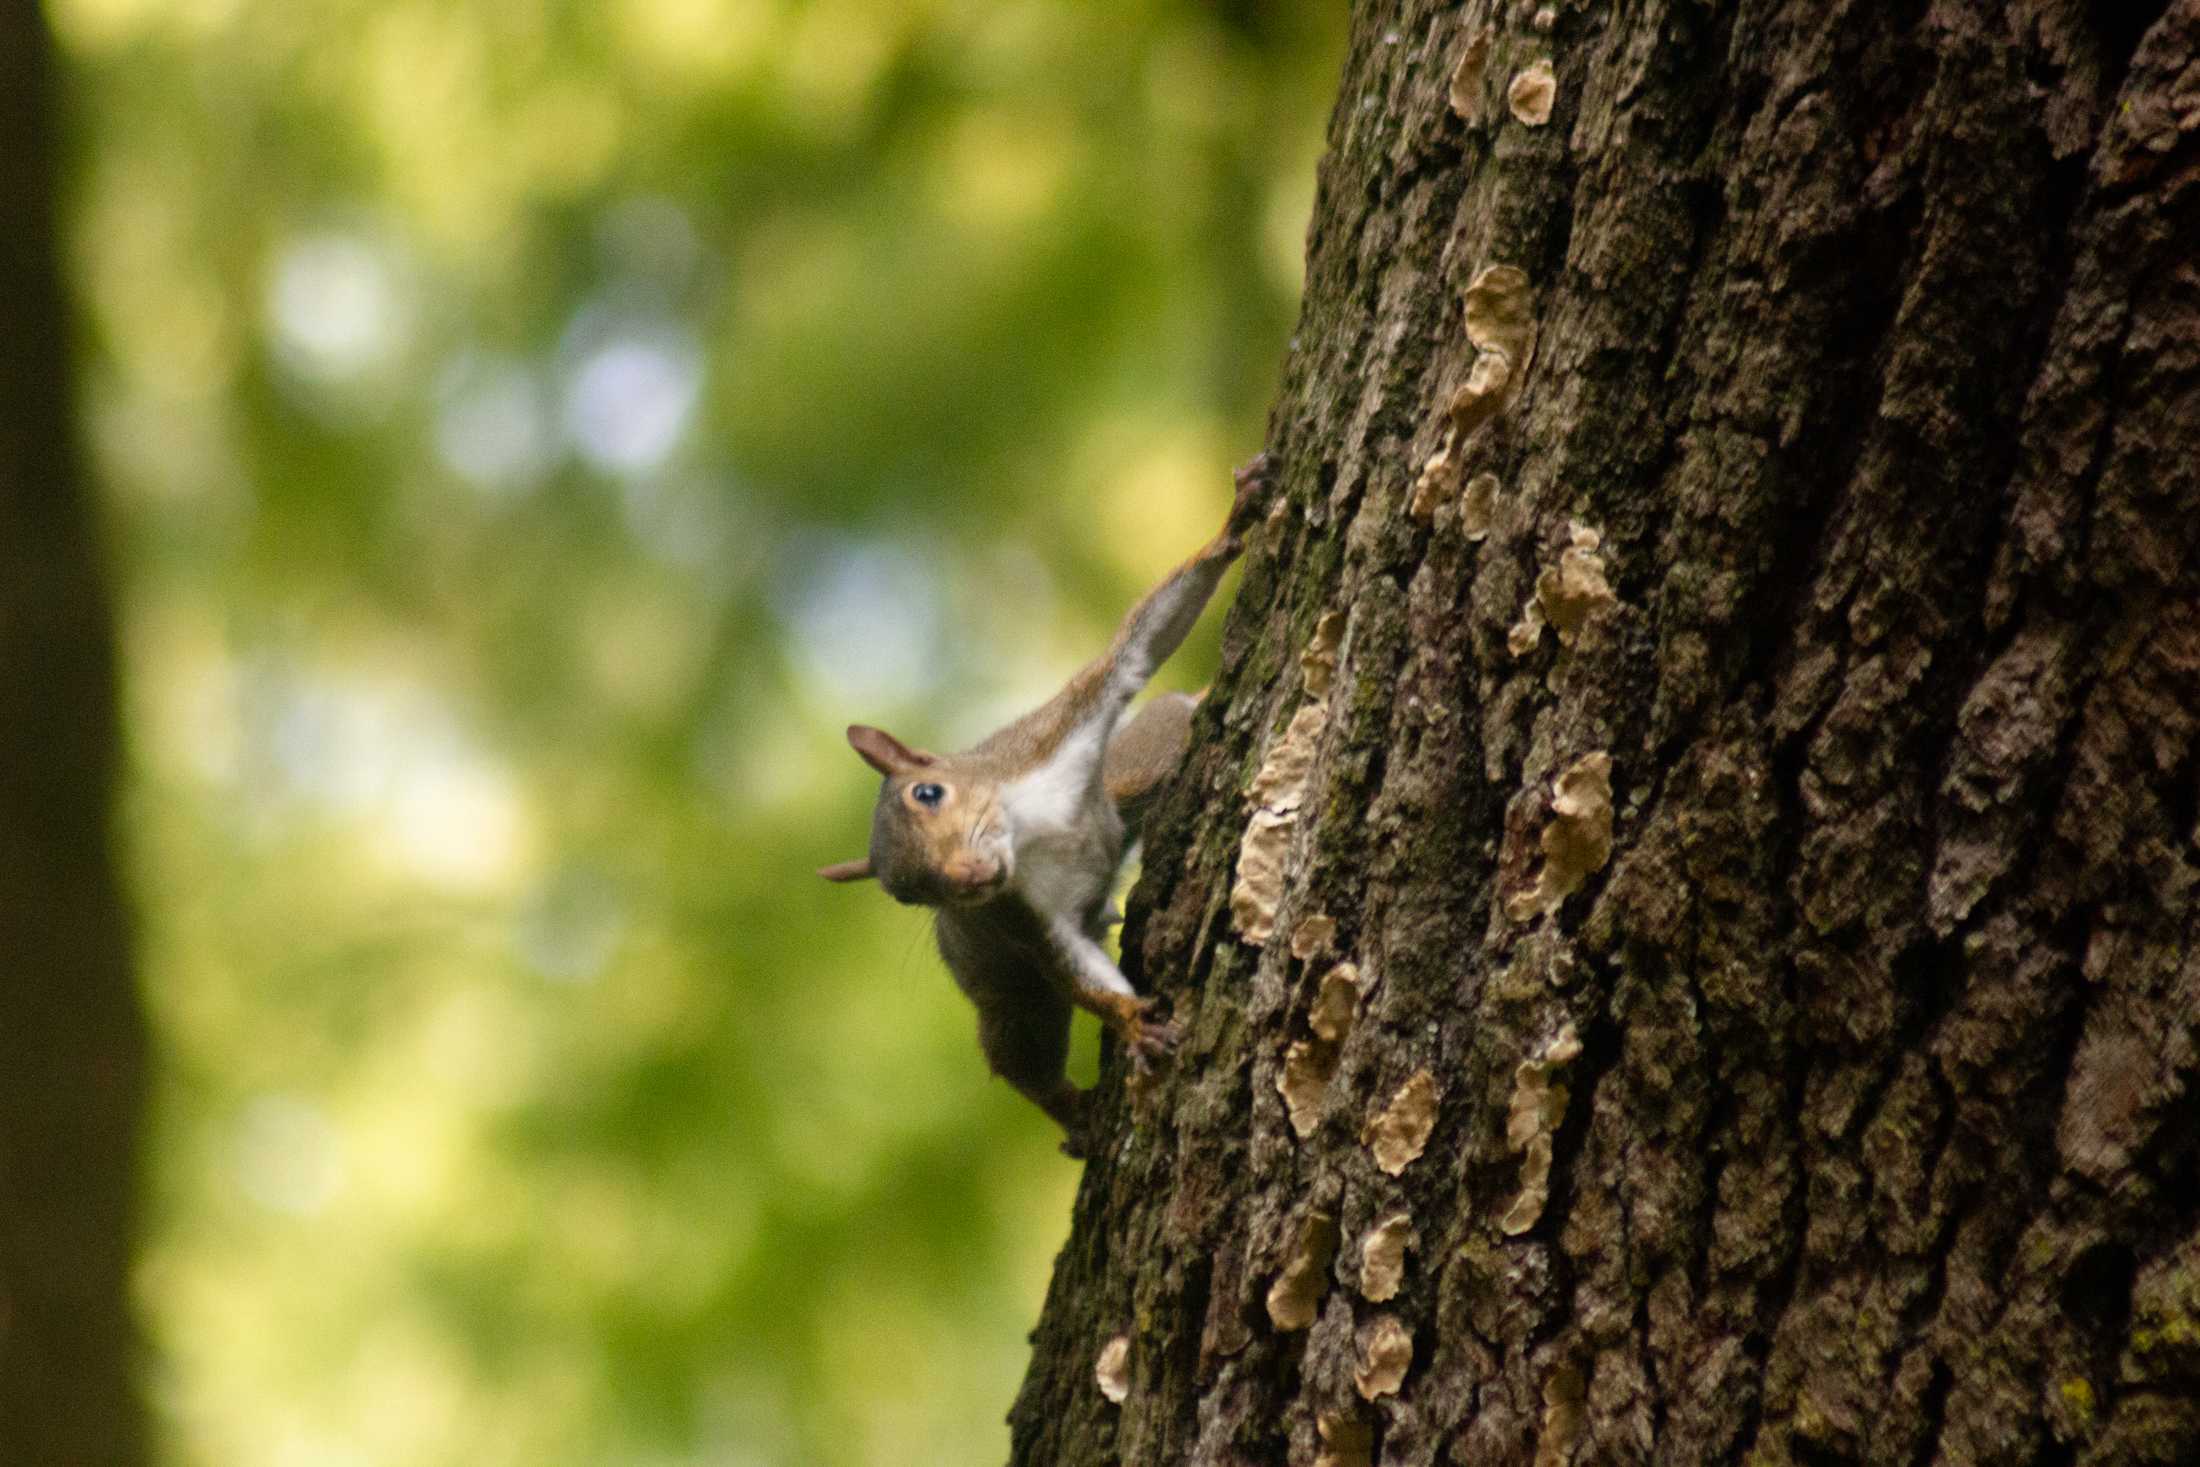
[0,1,149,1460]
[1012,2,2200,1464]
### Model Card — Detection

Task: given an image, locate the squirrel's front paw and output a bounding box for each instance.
[1224,452,1276,546]
[1123,1001,1181,1074]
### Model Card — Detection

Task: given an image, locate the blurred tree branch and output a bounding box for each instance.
[0,0,148,1458]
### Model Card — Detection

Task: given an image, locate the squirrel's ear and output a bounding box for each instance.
[817,858,875,883]
[847,724,935,776]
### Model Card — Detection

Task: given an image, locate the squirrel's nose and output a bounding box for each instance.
[942,855,1003,891]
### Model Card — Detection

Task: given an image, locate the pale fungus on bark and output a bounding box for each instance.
[1461,471,1499,542]
[1265,1211,1340,1332]
[1500,1024,1583,1236]
[1409,444,1460,523]
[1231,701,1330,945]
[1248,704,1326,808]
[1299,609,1345,697]
[1508,595,1547,658]
[1278,1038,1336,1138]
[1363,1069,1441,1175]
[1447,351,1513,439]
[1309,961,1362,1043]
[1094,1334,1132,1404]
[1289,913,1338,960]
[1504,752,1616,923]
[1535,521,1616,646]
[1230,810,1294,946]
[1533,1363,1588,1467]
[1359,1212,1413,1302]
[1448,27,1492,122]
[1508,58,1557,126]
[1231,609,1343,944]
[1451,263,1537,441]
[1278,961,1363,1138]
[1464,264,1535,361]
[1315,1411,1374,1467]
[1353,1314,1414,1400]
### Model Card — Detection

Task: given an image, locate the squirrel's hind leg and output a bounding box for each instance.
[975,984,1089,1155]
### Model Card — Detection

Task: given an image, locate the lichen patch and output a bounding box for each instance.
[1354,1314,1414,1400]
[1360,1213,1413,1302]
[1461,472,1499,542]
[1449,28,1493,122]
[1265,1212,1340,1331]
[1095,1334,1131,1404]
[1508,59,1557,126]
[1504,752,1616,922]
[1364,1070,1442,1175]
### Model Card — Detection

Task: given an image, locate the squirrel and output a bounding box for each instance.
[818,454,1273,1157]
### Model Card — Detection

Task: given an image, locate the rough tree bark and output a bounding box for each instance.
[1010,2,2200,1465]
[0,2,149,1461]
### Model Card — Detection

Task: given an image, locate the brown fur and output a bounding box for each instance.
[818,455,1273,1153]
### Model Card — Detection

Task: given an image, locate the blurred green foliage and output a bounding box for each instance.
[60,0,1341,1462]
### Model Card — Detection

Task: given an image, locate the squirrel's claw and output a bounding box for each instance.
[1122,1002,1181,1075]
[1224,452,1276,546]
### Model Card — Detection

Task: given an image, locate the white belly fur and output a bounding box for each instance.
[1002,735,1124,921]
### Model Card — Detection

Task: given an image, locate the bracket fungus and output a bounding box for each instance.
[1231,616,1343,945]
[1266,1211,1341,1331]
[1290,913,1338,960]
[1503,752,1615,923]
[1461,472,1499,542]
[1095,1334,1132,1404]
[1353,1314,1414,1400]
[1536,522,1615,647]
[1316,1412,1375,1467]
[1359,1213,1414,1302]
[1231,704,1326,944]
[1277,962,1365,1138]
[1450,264,1537,442]
[1300,609,1345,697]
[1363,1069,1441,1175]
[1508,59,1557,126]
[1533,1363,1588,1467]
[1500,1024,1584,1236]
[1410,445,1461,523]
[1449,28,1493,122]
[1464,264,1535,366]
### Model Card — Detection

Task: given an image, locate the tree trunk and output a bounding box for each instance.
[1010,2,2200,1464]
[0,2,149,1461]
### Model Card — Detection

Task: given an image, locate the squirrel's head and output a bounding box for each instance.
[817,725,1012,907]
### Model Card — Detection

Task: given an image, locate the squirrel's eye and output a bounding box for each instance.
[911,782,946,807]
